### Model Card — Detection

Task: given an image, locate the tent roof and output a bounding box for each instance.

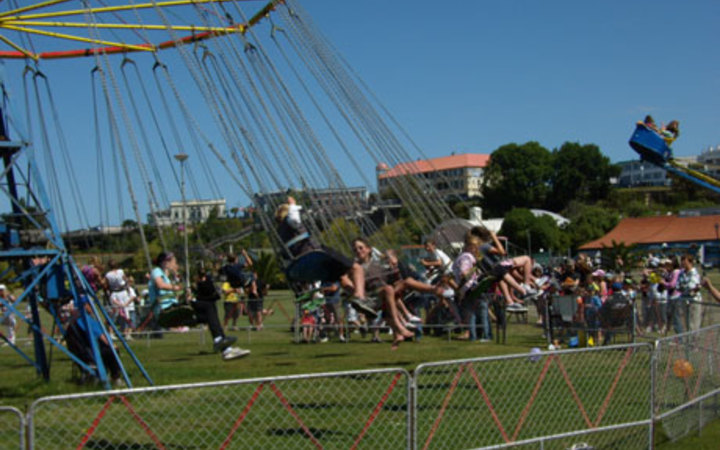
[579,214,720,250]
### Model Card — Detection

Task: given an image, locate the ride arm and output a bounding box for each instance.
[665,162,720,195]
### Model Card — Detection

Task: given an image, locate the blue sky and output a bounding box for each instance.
[1,0,719,229]
[302,0,720,161]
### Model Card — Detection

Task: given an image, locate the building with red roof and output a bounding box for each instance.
[376,153,490,200]
[580,214,720,265]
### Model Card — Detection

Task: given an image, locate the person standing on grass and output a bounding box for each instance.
[0,284,17,345]
[124,276,139,337]
[247,274,269,331]
[192,270,249,361]
[678,254,702,331]
[106,260,131,338]
[221,278,242,331]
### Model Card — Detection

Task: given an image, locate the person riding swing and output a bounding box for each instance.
[138,252,196,332]
[275,196,376,317]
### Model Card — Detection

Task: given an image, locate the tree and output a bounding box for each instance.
[121,219,138,230]
[499,208,564,253]
[603,240,641,272]
[318,218,361,255]
[481,142,553,216]
[547,142,620,211]
[563,201,619,251]
[369,218,416,249]
[253,251,285,288]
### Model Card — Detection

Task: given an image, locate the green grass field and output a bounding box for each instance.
[1,289,720,448]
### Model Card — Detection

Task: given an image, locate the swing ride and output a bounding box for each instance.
[629,122,720,195]
[0,0,464,386]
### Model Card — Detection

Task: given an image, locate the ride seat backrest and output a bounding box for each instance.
[64,320,94,365]
[601,293,633,327]
[553,295,578,322]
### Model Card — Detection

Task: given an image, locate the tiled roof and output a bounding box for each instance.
[378,153,490,179]
[579,215,720,250]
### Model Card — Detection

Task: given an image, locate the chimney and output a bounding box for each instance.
[469,206,483,222]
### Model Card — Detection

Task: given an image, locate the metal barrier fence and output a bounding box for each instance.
[9,330,720,448]
[28,368,411,450]
[654,324,720,442]
[414,344,654,449]
[0,406,24,450]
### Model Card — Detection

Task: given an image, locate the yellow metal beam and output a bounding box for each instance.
[0,33,37,60]
[669,160,720,189]
[0,0,239,21]
[0,0,283,59]
[2,24,155,53]
[1,20,244,35]
[0,0,71,19]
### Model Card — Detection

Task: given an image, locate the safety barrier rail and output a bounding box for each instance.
[28,368,411,450]
[0,406,24,450]
[654,325,720,442]
[414,344,654,449]
[6,326,720,448]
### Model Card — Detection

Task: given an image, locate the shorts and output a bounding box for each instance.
[491,262,512,279]
[224,302,241,319]
[301,316,316,326]
[247,298,264,314]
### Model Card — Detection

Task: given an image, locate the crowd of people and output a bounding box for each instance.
[275,196,547,349]
[271,196,720,350]
[3,196,719,369]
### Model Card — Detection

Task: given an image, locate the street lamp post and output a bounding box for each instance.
[526,229,532,256]
[174,153,190,293]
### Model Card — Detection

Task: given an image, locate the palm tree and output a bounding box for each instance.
[253,251,285,287]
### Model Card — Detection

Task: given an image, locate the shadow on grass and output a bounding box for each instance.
[291,402,338,409]
[158,357,193,363]
[85,440,191,449]
[313,353,350,359]
[266,427,348,439]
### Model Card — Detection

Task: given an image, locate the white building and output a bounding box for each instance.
[376,153,490,200]
[697,145,720,178]
[616,160,671,187]
[149,199,226,226]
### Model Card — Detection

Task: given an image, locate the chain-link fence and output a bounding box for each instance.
[16,333,720,449]
[414,344,654,449]
[654,324,720,442]
[28,368,411,450]
[0,406,24,450]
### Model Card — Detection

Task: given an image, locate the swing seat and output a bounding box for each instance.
[157,304,198,328]
[286,250,347,283]
[299,296,326,312]
[629,123,673,165]
[463,275,496,304]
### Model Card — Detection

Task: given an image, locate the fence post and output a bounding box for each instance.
[650,339,658,450]
[0,406,24,450]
